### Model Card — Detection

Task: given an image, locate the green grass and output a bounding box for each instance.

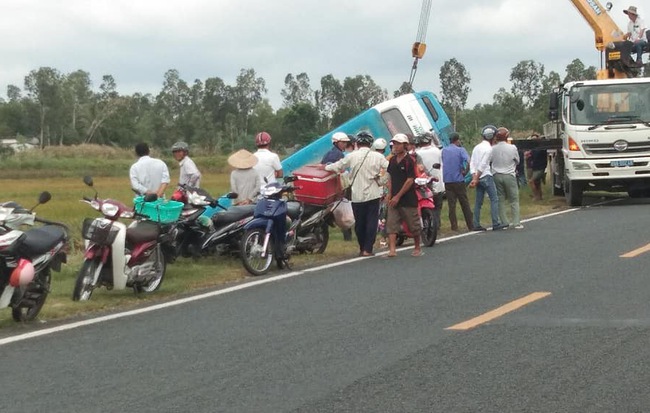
[0,172,565,327]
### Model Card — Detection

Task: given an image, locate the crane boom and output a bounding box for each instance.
[569,0,624,51]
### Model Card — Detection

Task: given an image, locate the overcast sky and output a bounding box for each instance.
[0,0,641,109]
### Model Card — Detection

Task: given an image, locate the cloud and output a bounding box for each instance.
[0,0,636,110]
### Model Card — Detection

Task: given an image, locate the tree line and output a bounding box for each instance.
[0,58,596,154]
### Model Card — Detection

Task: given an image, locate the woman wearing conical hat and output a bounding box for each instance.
[228,149,263,205]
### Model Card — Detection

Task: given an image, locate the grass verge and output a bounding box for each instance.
[0,176,565,327]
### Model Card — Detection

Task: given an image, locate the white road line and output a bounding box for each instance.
[0,207,579,346]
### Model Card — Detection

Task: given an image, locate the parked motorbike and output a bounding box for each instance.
[0,191,68,321]
[171,185,250,258]
[293,202,331,254]
[72,176,176,301]
[239,179,303,276]
[395,176,438,247]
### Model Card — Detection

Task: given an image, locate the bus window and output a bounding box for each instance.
[381,108,411,136]
[422,97,439,122]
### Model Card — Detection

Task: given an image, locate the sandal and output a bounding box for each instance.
[411,251,425,257]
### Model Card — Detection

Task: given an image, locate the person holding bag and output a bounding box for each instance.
[323,131,389,257]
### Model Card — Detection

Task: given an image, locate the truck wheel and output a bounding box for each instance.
[564,178,583,207]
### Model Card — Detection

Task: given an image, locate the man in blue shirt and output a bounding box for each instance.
[321,132,350,164]
[321,131,354,241]
[441,133,474,231]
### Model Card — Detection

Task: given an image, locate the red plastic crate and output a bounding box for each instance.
[293,165,342,205]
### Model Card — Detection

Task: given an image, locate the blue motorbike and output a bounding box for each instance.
[239,179,303,276]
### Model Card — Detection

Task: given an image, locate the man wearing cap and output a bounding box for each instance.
[171,141,201,188]
[322,132,355,241]
[415,132,444,230]
[228,149,263,205]
[386,133,423,257]
[624,5,647,67]
[323,131,389,257]
[253,131,283,183]
[469,125,507,231]
[321,132,350,164]
[491,127,523,229]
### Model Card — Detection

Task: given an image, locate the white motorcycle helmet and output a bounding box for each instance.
[372,138,387,151]
[331,132,350,144]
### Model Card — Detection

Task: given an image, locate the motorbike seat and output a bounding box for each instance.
[287,201,303,220]
[126,220,160,244]
[212,205,256,226]
[21,225,67,256]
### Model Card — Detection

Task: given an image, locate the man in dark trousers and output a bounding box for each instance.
[321,131,354,241]
[441,132,474,231]
[324,131,388,256]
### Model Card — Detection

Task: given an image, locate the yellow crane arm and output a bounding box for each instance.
[570,0,625,51]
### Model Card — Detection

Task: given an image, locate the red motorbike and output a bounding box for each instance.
[395,175,437,247]
[72,176,177,301]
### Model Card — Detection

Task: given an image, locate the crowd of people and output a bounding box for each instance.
[127,124,547,259]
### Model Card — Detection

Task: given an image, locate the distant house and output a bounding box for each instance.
[0,138,36,152]
[0,139,18,147]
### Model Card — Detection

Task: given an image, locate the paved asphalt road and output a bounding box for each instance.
[1,196,650,412]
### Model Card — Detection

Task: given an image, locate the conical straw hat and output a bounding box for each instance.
[228,149,258,169]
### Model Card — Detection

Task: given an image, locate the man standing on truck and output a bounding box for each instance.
[623,5,647,67]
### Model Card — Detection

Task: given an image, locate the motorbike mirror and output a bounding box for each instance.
[143,193,158,202]
[38,191,52,204]
[226,192,238,199]
[83,176,94,187]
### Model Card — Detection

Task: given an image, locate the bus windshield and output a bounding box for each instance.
[569,83,650,126]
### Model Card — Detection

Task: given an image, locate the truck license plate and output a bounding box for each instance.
[611,160,634,167]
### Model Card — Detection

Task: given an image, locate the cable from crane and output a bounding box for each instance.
[407,0,432,91]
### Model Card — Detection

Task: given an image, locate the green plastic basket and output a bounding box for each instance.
[133,196,184,223]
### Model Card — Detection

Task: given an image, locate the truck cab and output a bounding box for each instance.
[548,78,650,205]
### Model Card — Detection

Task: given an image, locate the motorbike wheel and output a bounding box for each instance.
[11,267,51,322]
[72,259,100,301]
[134,245,166,293]
[240,228,273,276]
[420,208,438,247]
[396,234,406,247]
[313,222,330,254]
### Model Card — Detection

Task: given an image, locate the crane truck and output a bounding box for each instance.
[529,0,650,206]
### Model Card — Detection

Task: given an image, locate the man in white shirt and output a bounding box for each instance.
[324,131,389,256]
[469,125,506,231]
[130,142,171,198]
[171,141,201,188]
[491,127,522,229]
[416,132,444,229]
[253,131,283,183]
[624,6,647,66]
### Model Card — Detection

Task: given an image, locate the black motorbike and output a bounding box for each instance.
[0,192,68,321]
[172,186,252,258]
